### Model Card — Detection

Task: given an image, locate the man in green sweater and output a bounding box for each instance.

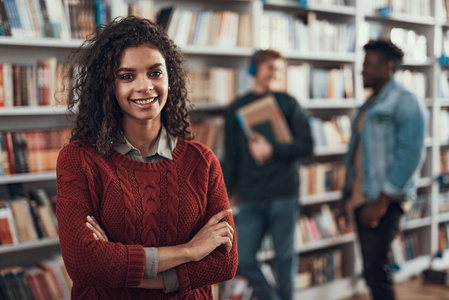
[223,49,313,300]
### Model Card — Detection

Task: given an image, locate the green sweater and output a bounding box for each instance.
[222,91,313,203]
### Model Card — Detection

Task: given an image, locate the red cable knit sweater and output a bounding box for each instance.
[56,139,238,299]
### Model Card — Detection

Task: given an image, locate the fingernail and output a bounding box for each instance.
[86,222,92,227]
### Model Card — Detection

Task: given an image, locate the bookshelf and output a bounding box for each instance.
[0,0,449,299]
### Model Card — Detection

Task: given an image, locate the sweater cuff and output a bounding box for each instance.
[143,247,158,279]
[162,268,180,293]
[125,245,146,287]
[175,264,191,297]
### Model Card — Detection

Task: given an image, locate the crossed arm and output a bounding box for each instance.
[85,210,234,289]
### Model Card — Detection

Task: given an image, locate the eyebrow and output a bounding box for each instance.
[117,63,165,73]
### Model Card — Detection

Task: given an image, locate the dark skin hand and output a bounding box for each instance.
[359,193,391,228]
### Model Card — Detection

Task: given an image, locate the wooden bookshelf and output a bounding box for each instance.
[0,37,84,48]
[263,2,356,16]
[300,191,342,206]
[314,145,348,156]
[0,238,60,255]
[284,51,356,62]
[0,172,57,184]
[298,233,356,254]
[401,217,432,231]
[0,106,68,116]
[303,99,358,109]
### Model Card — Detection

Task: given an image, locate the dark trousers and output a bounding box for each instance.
[355,202,403,300]
[236,197,298,300]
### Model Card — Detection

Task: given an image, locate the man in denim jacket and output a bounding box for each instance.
[341,40,428,300]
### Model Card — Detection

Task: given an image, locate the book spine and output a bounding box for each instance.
[3,131,16,174]
[12,64,21,107]
[0,1,12,36]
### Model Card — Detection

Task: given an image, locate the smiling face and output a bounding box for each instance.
[253,57,286,93]
[115,45,169,129]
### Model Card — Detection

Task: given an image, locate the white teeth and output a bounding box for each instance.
[134,98,156,105]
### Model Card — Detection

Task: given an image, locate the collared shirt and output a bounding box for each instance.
[113,125,179,293]
[113,126,178,162]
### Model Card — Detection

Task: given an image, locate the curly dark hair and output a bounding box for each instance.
[67,16,192,157]
[363,39,404,72]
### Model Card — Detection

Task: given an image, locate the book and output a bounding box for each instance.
[0,1,12,36]
[3,63,12,107]
[156,5,177,31]
[3,131,16,174]
[9,198,38,242]
[236,93,293,144]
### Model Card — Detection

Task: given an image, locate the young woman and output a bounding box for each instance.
[56,16,237,299]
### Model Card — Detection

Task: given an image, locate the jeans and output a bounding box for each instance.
[236,197,299,300]
[355,202,403,300]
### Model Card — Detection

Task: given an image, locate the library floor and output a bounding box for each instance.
[341,276,449,300]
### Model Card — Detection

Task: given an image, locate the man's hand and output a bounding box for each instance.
[335,202,352,234]
[359,193,391,228]
[248,131,273,164]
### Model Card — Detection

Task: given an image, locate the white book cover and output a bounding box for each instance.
[3,64,13,108]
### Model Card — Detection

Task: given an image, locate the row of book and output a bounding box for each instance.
[0,0,107,39]
[157,7,253,48]
[439,191,449,214]
[298,248,343,289]
[440,149,449,175]
[260,12,355,53]
[296,204,350,245]
[438,71,449,99]
[308,65,354,100]
[394,70,426,101]
[265,0,345,5]
[309,115,351,148]
[404,193,430,221]
[299,162,345,197]
[439,0,449,20]
[0,60,71,107]
[0,128,71,176]
[67,0,107,39]
[0,255,71,300]
[186,68,237,105]
[0,188,57,245]
[190,117,224,159]
[438,222,449,252]
[363,23,428,63]
[363,0,431,16]
[186,63,354,106]
[390,231,420,265]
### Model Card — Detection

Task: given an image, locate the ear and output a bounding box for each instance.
[386,60,395,76]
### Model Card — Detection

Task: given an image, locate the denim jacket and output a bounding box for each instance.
[342,78,428,204]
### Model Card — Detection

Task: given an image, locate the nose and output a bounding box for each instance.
[136,75,154,93]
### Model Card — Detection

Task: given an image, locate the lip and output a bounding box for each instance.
[129,96,158,106]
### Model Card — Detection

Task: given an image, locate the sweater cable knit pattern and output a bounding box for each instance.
[166,164,179,245]
[56,139,238,299]
[113,160,138,243]
[138,171,161,245]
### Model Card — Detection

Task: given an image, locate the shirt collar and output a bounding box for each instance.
[376,78,397,102]
[114,126,176,160]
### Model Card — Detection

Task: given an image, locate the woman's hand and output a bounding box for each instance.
[185,209,234,262]
[86,216,108,241]
[86,209,235,268]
